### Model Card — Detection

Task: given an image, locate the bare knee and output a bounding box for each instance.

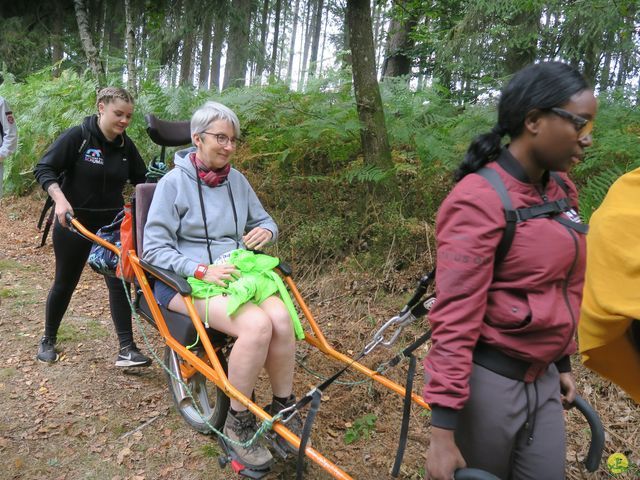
[237,311,272,346]
[261,298,293,336]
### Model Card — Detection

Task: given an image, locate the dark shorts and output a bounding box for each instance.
[154,280,178,307]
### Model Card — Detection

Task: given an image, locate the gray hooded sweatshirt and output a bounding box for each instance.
[142,147,278,278]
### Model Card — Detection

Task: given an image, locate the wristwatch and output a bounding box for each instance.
[194,264,208,280]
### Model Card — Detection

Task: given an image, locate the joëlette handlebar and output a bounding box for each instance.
[571,395,605,472]
[65,213,121,257]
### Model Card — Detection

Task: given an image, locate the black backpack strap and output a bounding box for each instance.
[515,198,572,222]
[548,171,589,234]
[550,171,569,195]
[37,124,92,247]
[476,167,517,265]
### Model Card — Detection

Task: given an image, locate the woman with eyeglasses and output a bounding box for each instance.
[422,62,597,480]
[143,101,302,471]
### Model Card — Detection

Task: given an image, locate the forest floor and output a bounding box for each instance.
[1,194,638,480]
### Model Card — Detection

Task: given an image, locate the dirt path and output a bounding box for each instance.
[1,194,638,480]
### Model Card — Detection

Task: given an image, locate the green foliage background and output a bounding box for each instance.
[2,69,639,273]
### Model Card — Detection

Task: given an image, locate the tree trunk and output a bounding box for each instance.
[254,0,270,84]
[124,0,137,92]
[270,0,282,80]
[51,3,64,77]
[73,0,105,84]
[299,0,313,87]
[504,7,539,75]
[286,0,300,85]
[209,2,227,91]
[308,0,323,77]
[346,0,393,171]
[319,4,328,72]
[180,27,195,86]
[599,30,613,91]
[223,0,252,89]
[198,10,213,89]
[381,3,419,79]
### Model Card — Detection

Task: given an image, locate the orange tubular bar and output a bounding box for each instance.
[70,218,121,256]
[284,275,431,411]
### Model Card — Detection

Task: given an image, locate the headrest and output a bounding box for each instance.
[145,114,191,147]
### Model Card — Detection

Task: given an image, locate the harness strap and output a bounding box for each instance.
[295,390,322,480]
[476,167,587,263]
[37,196,55,248]
[476,167,515,265]
[391,353,417,477]
[515,197,571,222]
[554,215,589,234]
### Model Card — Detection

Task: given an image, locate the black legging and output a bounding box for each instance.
[43,210,134,348]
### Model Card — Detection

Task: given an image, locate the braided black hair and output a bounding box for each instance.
[454,62,589,182]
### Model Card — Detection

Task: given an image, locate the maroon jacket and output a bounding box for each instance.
[423,149,586,429]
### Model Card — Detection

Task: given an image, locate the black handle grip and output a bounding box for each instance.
[64,212,74,227]
[401,269,436,313]
[454,468,501,480]
[572,394,605,472]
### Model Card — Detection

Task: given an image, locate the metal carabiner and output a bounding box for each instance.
[364,310,416,355]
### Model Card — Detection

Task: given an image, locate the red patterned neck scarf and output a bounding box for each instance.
[190,152,230,187]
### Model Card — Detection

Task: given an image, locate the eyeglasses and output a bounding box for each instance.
[200,131,239,146]
[550,108,593,138]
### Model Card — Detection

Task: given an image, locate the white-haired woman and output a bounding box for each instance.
[143,101,301,470]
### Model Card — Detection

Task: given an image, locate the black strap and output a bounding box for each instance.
[37,124,91,247]
[194,165,214,264]
[515,198,571,222]
[391,353,417,477]
[550,171,569,195]
[37,195,54,231]
[226,182,240,249]
[295,390,322,480]
[477,168,586,263]
[476,167,515,265]
[37,208,55,248]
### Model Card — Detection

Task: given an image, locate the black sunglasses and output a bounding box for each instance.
[550,108,593,138]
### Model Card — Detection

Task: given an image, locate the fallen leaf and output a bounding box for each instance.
[117,447,131,464]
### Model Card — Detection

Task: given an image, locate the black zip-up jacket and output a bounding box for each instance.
[34,115,147,212]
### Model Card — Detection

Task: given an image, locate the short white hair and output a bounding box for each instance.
[190,101,240,141]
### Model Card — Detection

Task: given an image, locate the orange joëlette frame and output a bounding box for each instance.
[70,217,431,480]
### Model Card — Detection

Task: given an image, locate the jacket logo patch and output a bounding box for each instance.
[84,148,104,165]
[6,112,15,124]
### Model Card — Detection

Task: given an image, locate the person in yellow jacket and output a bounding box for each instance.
[579,167,640,402]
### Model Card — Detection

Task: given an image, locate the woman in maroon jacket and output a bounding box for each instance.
[423,62,597,480]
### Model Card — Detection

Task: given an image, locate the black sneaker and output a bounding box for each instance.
[115,343,152,367]
[36,336,59,363]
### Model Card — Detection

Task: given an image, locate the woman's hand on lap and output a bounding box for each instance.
[203,264,239,286]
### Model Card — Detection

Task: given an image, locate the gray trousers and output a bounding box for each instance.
[455,363,566,480]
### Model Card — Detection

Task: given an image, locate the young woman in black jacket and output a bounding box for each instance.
[33,87,151,367]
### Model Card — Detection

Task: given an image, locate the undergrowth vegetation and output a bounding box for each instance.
[2,69,639,277]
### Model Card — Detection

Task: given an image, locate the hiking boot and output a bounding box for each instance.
[267,395,306,454]
[115,343,152,367]
[36,336,59,363]
[223,410,273,470]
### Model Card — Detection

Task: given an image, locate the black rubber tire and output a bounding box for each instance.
[164,345,230,434]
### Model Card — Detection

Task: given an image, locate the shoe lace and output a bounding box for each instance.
[235,416,263,451]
